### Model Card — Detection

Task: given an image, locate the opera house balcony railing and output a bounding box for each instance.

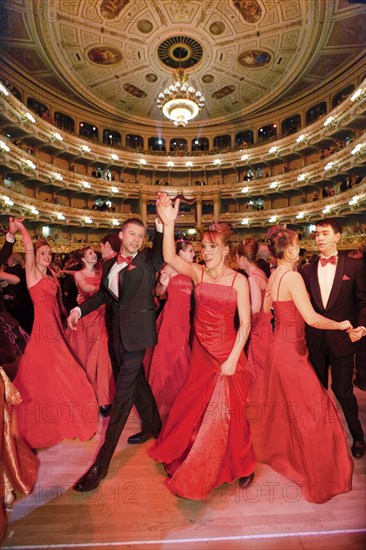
[0,131,365,201]
[0,81,365,245]
[1,176,365,231]
[0,81,365,170]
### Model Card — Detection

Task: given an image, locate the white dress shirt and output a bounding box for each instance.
[72,220,163,318]
[318,252,338,308]
[107,254,136,298]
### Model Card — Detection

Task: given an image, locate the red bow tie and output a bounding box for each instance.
[116,254,133,265]
[320,255,337,267]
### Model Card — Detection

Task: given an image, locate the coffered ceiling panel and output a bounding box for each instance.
[0,0,364,129]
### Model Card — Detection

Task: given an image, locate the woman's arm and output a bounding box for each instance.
[157,193,201,285]
[59,269,77,277]
[289,272,351,330]
[220,274,252,376]
[0,271,20,285]
[263,288,272,314]
[12,221,35,272]
[10,221,39,288]
[155,264,174,298]
[74,271,99,294]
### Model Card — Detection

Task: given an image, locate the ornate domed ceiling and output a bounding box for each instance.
[0,0,365,129]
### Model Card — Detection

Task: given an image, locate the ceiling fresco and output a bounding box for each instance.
[0,0,365,128]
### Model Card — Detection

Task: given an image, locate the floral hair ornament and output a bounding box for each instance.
[208,223,222,232]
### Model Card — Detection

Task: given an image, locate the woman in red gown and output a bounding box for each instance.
[149,193,255,500]
[236,239,272,381]
[252,228,353,503]
[144,240,194,417]
[12,221,98,449]
[67,247,115,410]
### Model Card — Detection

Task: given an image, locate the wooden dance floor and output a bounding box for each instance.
[2,388,365,550]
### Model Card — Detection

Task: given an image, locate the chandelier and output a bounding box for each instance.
[157,68,205,127]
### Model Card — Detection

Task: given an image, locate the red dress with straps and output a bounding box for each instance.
[149,268,255,500]
[251,270,353,503]
[67,272,115,406]
[144,274,192,417]
[14,276,98,448]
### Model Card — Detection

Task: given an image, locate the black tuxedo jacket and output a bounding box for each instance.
[301,253,366,356]
[79,232,163,352]
[0,239,14,313]
[0,239,14,266]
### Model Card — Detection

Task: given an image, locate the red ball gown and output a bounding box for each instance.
[144,274,192,416]
[67,272,115,406]
[149,274,255,500]
[14,276,98,448]
[251,291,353,503]
[247,286,273,381]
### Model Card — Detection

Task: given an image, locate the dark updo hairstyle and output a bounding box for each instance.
[203,223,232,248]
[236,238,259,263]
[268,228,298,260]
[176,239,193,255]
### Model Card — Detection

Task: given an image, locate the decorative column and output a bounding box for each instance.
[140,193,147,226]
[196,195,202,229]
[213,192,220,223]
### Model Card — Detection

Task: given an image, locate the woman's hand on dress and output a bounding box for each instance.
[67,310,80,331]
[156,192,180,225]
[338,320,353,331]
[220,358,237,376]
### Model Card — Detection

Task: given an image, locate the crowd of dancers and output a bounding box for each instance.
[0,191,365,537]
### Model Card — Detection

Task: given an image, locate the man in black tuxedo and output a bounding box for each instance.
[301,218,366,459]
[4,252,34,334]
[67,216,164,491]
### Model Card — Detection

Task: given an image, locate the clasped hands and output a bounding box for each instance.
[340,321,365,342]
[348,326,366,342]
[7,216,25,234]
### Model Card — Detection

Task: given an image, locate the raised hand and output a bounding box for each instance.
[156,192,180,225]
[8,216,25,234]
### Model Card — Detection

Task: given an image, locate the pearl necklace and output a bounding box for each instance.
[205,267,227,283]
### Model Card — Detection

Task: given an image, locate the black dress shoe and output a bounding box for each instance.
[127,431,155,444]
[239,472,255,489]
[99,404,112,417]
[351,439,365,459]
[73,464,107,492]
